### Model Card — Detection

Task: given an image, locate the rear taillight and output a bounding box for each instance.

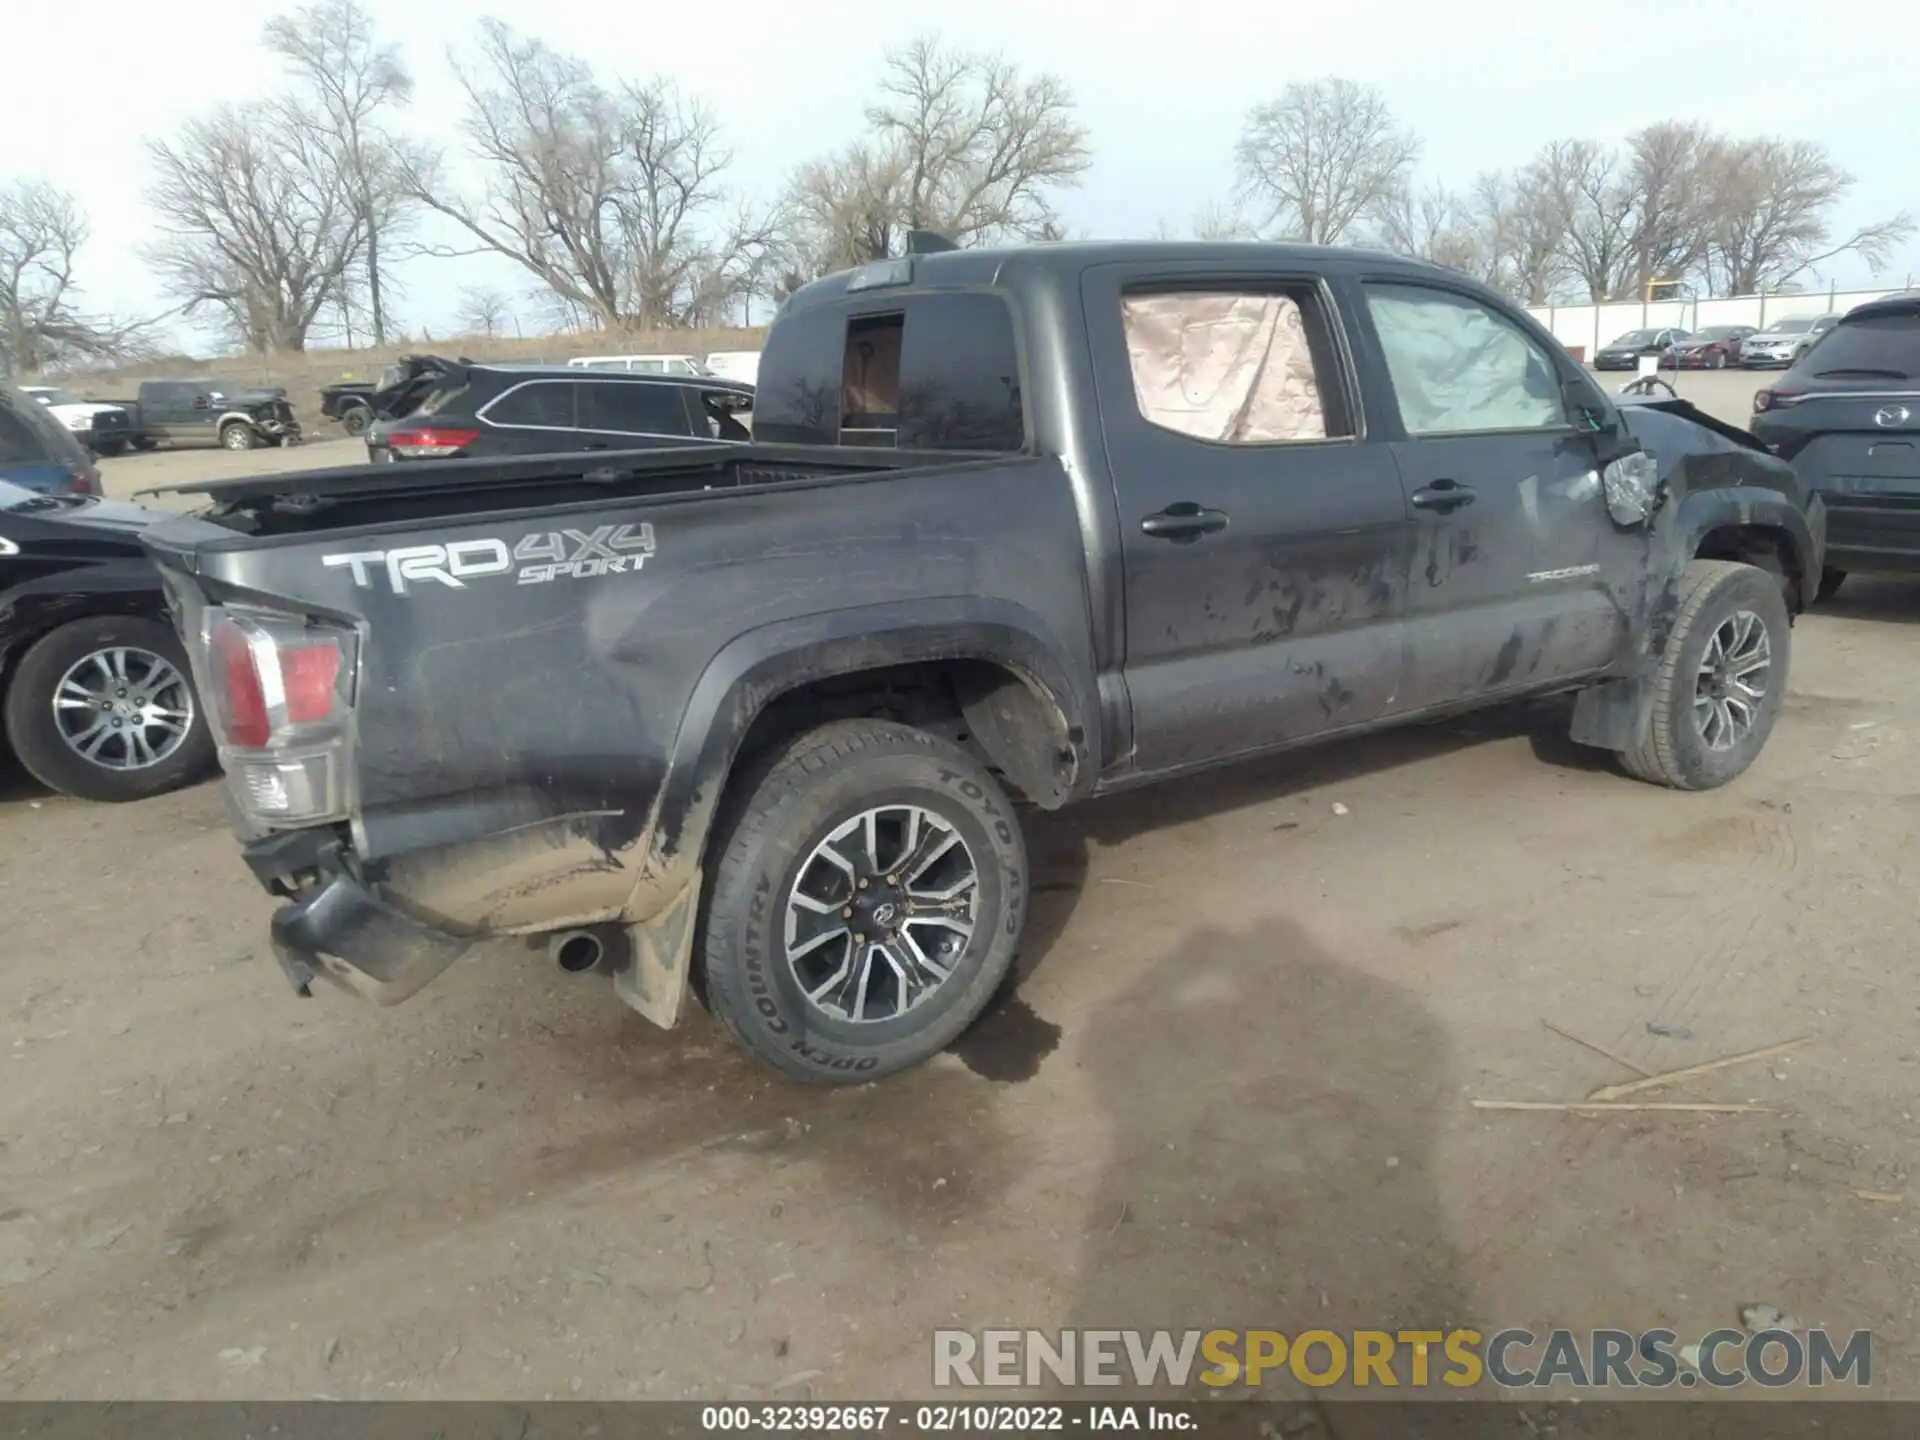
[63,469,98,495]
[386,426,479,458]
[201,608,358,824]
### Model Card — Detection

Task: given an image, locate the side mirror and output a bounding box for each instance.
[1602,451,1662,527]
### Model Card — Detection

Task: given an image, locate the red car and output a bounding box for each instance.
[1662,325,1757,370]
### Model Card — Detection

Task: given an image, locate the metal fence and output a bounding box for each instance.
[1525,282,1915,360]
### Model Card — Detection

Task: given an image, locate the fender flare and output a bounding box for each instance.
[1675,484,1822,603]
[611,597,1096,1031]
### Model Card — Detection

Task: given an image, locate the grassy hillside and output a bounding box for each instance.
[60,325,768,436]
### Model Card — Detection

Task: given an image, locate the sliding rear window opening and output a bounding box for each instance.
[752,292,1026,452]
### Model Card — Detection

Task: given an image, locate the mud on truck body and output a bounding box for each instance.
[141,238,1824,1083]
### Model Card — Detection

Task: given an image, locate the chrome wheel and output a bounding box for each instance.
[1693,609,1770,751]
[221,424,253,450]
[53,646,195,771]
[783,804,980,1024]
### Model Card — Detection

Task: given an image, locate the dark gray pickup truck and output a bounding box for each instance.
[142,239,1825,1083]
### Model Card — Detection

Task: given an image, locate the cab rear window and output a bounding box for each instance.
[753,292,1025,452]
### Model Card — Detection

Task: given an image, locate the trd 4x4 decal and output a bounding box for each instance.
[323,524,656,595]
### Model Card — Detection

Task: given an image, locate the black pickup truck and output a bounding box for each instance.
[108,379,302,452]
[142,239,1824,1083]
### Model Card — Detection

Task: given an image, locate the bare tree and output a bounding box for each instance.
[1702,137,1914,294]
[786,35,1092,273]
[0,180,144,374]
[145,98,372,351]
[1370,180,1495,278]
[1234,79,1420,245]
[262,0,421,346]
[455,284,513,337]
[407,20,761,329]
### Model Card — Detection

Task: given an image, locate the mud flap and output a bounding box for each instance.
[614,869,701,1030]
[1570,676,1652,753]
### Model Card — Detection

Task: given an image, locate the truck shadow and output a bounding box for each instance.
[1052,919,1472,1420]
[988,694,1602,998]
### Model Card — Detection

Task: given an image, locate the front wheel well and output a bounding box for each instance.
[730,659,1079,811]
[1692,523,1805,612]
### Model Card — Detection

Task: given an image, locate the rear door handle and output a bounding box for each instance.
[1409,479,1476,513]
[1141,502,1230,541]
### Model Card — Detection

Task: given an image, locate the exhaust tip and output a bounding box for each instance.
[552,931,604,974]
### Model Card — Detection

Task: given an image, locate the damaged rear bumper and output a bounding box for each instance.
[267,869,471,1006]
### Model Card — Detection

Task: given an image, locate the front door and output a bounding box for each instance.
[1348,278,1631,713]
[1082,265,1414,777]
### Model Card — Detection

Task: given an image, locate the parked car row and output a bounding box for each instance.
[1592,316,1841,371]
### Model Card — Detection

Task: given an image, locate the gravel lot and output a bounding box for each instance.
[9,365,1916,1405]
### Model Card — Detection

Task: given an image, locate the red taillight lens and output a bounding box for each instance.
[214,620,270,747]
[387,426,479,457]
[204,610,353,750]
[64,469,98,495]
[281,642,341,724]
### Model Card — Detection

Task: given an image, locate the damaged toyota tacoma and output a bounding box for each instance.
[140,239,1825,1083]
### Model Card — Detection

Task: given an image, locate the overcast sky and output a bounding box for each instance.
[5,0,1913,347]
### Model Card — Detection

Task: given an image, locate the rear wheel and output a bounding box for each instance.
[699,720,1028,1083]
[129,435,158,452]
[2,616,214,803]
[1618,561,1789,791]
[94,438,127,457]
[220,421,257,451]
[1816,567,1847,603]
[341,403,372,437]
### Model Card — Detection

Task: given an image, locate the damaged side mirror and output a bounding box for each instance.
[1602,450,1663,527]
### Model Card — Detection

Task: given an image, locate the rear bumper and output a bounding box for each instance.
[266,868,471,1006]
[1816,488,1920,573]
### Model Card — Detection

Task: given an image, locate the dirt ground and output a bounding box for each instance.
[8,364,1915,1404]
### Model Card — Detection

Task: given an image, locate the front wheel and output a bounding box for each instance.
[699,720,1029,1083]
[94,438,127,457]
[129,435,158,452]
[342,404,372,437]
[1710,352,1727,370]
[1,615,215,803]
[220,421,257,451]
[1618,560,1789,791]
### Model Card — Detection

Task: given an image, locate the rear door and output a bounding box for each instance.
[1082,262,1412,775]
[1769,308,1920,562]
[1347,276,1627,712]
[575,379,702,448]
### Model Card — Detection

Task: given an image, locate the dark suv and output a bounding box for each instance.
[362,357,755,462]
[1750,293,1920,598]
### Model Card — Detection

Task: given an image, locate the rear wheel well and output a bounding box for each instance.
[1692,524,1804,611]
[730,659,1078,811]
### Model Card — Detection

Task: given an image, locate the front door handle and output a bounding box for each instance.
[1410,479,1477,513]
[1141,502,1230,541]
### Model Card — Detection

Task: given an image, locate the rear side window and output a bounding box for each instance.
[578,381,691,434]
[754,292,1024,451]
[1791,313,1920,379]
[485,381,575,428]
[1121,289,1350,443]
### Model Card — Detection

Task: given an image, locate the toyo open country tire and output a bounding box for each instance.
[1618,560,1790,791]
[700,720,1028,1083]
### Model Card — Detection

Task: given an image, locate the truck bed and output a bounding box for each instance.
[140,443,996,538]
